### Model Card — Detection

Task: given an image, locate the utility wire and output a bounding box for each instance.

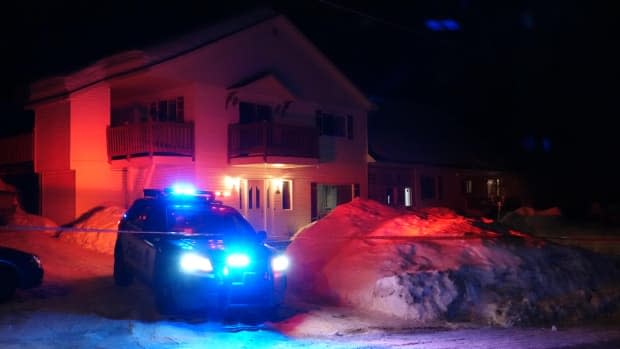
[314,0,430,39]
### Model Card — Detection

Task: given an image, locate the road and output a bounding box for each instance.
[1,230,619,348]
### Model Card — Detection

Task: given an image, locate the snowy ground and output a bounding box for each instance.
[1,230,620,348]
[2,198,620,348]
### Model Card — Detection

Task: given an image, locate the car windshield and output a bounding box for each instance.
[165,204,255,238]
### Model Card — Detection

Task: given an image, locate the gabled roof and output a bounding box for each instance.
[28,9,373,111]
[228,72,296,101]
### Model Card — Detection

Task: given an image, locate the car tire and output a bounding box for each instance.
[113,241,133,286]
[0,267,17,302]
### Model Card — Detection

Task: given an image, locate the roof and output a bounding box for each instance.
[28,8,373,111]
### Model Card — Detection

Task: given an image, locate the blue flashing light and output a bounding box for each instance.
[441,19,460,31]
[425,19,442,31]
[425,18,461,31]
[171,183,197,195]
[271,255,289,272]
[226,253,250,268]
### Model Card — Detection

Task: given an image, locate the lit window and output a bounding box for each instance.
[404,187,412,207]
[463,179,473,194]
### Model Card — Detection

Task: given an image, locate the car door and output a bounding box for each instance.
[122,200,160,282]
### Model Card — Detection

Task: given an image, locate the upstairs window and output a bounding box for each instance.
[316,110,353,139]
[239,102,272,124]
[149,97,184,122]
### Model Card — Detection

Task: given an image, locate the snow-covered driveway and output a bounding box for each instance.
[2,230,620,348]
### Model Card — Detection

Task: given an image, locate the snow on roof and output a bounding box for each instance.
[286,198,620,326]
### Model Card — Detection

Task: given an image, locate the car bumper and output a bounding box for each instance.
[166,272,286,310]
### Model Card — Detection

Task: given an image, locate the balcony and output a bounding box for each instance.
[0,133,33,165]
[107,122,194,161]
[228,122,319,167]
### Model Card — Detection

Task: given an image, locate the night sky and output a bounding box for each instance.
[2,1,619,207]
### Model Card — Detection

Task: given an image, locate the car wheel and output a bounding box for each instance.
[113,242,133,286]
[0,267,17,302]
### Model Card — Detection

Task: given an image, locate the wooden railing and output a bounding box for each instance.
[0,133,33,165]
[107,122,194,161]
[228,122,319,160]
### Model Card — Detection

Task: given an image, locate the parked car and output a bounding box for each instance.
[0,246,44,301]
[114,185,289,314]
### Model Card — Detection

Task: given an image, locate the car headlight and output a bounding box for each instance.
[271,255,289,272]
[180,253,213,273]
[226,253,250,268]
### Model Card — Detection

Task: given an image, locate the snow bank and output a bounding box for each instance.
[1,178,58,232]
[59,206,125,255]
[287,198,620,326]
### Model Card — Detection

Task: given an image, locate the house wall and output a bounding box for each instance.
[70,84,124,217]
[34,100,75,223]
[191,83,366,238]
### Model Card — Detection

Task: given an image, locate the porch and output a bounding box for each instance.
[106,122,194,161]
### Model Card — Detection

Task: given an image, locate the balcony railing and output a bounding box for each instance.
[107,122,194,161]
[0,133,33,165]
[228,122,319,160]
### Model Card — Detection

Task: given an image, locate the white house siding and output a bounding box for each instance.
[69,84,124,218]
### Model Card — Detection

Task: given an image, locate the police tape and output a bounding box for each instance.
[2,224,620,243]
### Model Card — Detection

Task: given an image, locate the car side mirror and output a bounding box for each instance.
[256,230,267,244]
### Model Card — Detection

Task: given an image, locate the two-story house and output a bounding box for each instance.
[25,10,372,239]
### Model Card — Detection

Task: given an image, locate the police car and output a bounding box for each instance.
[113,184,289,314]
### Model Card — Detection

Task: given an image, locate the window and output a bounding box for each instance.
[239,102,272,124]
[315,110,353,138]
[149,97,184,122]
[420,176,436,200]
[385,187,393,206]
[463,179,473,194]
[487,179,501,199]
[404,187,412,207]
[282,180,292,210]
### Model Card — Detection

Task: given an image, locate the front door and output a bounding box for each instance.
[246,179,265,232]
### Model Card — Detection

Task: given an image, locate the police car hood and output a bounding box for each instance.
[161,235,276,260]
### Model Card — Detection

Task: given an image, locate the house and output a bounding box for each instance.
[366,102,529,217]
[23,10,372,239]
[368,160,528,218]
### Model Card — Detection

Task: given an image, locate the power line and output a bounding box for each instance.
[314,0,430,39]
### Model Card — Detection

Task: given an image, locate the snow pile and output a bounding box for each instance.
[1,178,58,232]
[287,198,620,326]
[59,206,125,255]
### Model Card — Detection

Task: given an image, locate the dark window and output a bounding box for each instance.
[282,181,291,210]
[256,187,260,209]
[239,102,272,124]
[316,110,352,138]
[353,183,360,198]
[248,187,253,209]
[420,176,436,200]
